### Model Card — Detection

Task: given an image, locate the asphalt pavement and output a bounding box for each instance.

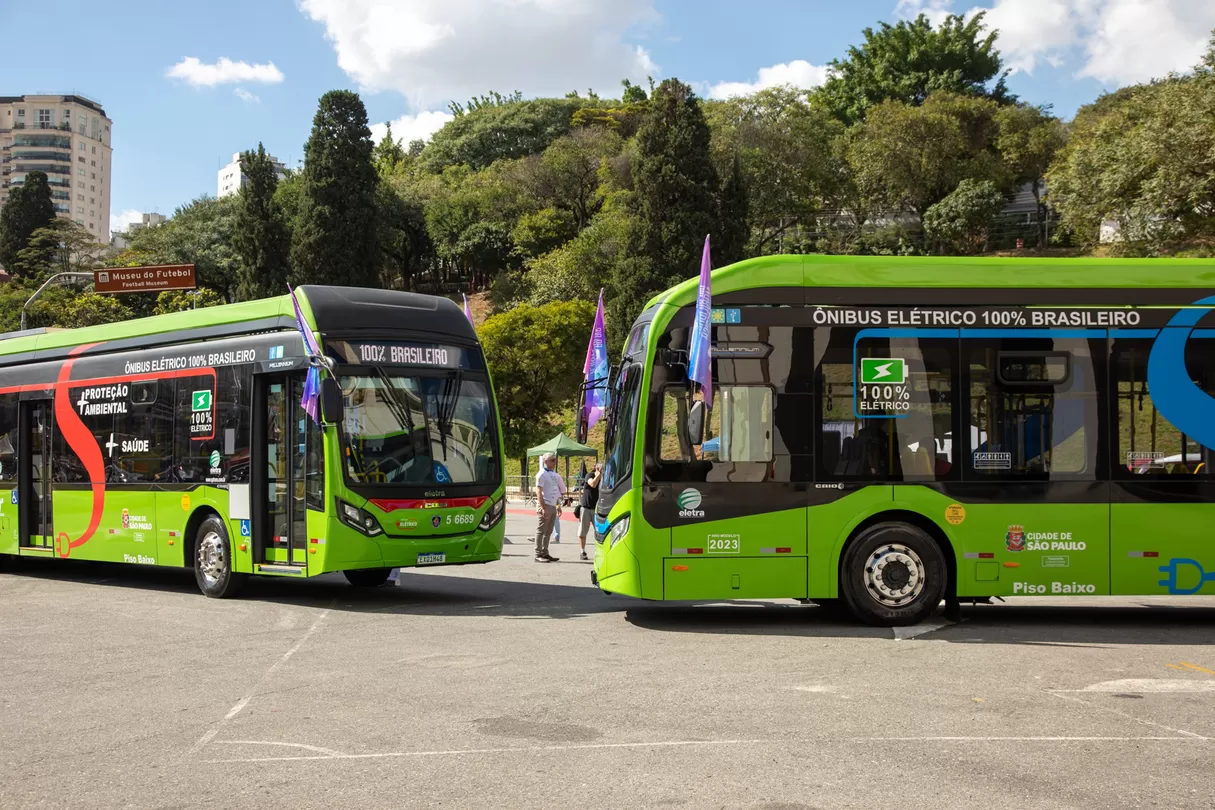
[2,511,1214,810]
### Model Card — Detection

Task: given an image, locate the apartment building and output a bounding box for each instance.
[0,94,113,244]
[217,151,286,197]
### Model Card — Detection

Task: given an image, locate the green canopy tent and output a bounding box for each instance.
[526,433,598,491]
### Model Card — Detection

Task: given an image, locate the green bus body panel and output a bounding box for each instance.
[593,255,1215,605]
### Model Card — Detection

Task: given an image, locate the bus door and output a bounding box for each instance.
[253,374,310,571]
[18,399,54,552]
[960,336,1110,597]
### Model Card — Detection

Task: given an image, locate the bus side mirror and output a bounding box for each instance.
[320,377,341,425]
[686,400,705,446]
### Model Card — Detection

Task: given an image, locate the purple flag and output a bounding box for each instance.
[289,285,322,425]
[463,293,474,325]
[687,235,713,408]
[582,289,609,432]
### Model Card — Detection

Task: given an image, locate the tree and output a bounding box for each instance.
[621,79,649,104]
[118,195,242,306]
[419,97,584,173]
[15,219,107,278]
[923,178,1007,254]
[378,178,433,290]
[628,79,722,331]
[1046,56,1215,252]
[0,171,57,277]
[847,92,1009,219]
[290,90,380,287]
[476,299,595,470]
[526,194,639,306]
[528,127,623,230]
[707,87,848,255]
[816,13,1011,125]
[152,288,226,314]
[372,123,407,177]
[716,152,750,265]
[234,143,291,301]
[995,105,1066,247]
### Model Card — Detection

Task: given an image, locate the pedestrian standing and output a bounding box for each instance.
[577,463,601,561]
[533,452,565,562]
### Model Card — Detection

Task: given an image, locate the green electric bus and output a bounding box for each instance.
[0,286,506,596]
[590,255,1215,625]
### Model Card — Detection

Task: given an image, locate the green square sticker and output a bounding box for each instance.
[859,358,906,385]
[191,390,212,412]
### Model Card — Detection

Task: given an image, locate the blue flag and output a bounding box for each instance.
[687,235,713,408]
[289,285,322,425]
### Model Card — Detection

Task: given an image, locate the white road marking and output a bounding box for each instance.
[1070,679,1215,693]
[202,735,1210,764]
[192,600,335,751]
[892,618,952,640]
[1047,689,1210,739]
[216,740,345,757]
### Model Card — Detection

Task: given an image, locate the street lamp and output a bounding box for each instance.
[19,271,95,332]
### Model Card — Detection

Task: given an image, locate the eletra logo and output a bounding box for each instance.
[677,488,704,518]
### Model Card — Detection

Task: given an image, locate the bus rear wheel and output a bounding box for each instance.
[194,515,246,598]
[841,522,946,627]
[344,568,393,587]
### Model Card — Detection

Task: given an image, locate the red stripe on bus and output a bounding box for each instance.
[370,496,489,512]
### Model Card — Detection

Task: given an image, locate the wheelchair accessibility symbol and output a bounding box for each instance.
[239,520,251,538]
[1158,558,1215,595]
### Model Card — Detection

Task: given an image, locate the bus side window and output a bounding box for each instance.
[0,394,17,481]
[1114,338,1215,477]
[966,340,1102,480]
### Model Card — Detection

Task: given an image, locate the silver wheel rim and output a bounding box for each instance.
[863,543,925,607]
[198,531,226,587]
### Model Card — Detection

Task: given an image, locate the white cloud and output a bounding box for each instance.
[166,57,285,87]
[110,209,144,236]
[709,60,831,99]
[369,110,455,147]
[897,0,1215,86]
[234,87,261,104]
[896,0,955,26]
[296,0,659,109]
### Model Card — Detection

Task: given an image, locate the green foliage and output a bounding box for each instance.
[631,78,722,326]
[15,219,107,279]
[706,87,847,255]
[923,178,1007,254]
[816,12,1011,124]
[120,195,241,304]
[291,90,380,287]
[372,123,408,177]
[421,164,524,281]
[512,207,577,260]
[476,299,595,459]
[420,97,584,173]
[528,127,623,229]
[847,92,1008,216]
[16,282,133,331]
[527,195,638,307]
[152,288,226,314]
[0,171,57,277]
[1047,66,1215,252]
[621,79,649,104]
[235,143,291,300]
[995,105,1066,246]
[716,152,750,265]
[378,177,433,289]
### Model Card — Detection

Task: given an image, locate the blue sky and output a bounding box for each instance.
[2,0,1211,236]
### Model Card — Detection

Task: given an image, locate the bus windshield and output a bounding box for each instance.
[601,361,642,494]
[340,371,499,486]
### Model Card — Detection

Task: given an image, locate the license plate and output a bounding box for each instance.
[416,552,446,565]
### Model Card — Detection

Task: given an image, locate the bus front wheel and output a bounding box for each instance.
[344,568,393,587]
[194,515,247,598]
[841,522,946,627]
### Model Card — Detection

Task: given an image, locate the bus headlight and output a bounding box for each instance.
[338,499,383,536]
[478,497,505,531]
[609,514,630,548]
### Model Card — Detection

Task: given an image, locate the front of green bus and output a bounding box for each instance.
[303,287,506,581]
[590,306,656,597]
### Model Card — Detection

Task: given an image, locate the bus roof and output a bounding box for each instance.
[0,285,475,362]
[645,254,1215,311]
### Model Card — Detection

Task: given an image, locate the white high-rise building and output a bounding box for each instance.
[217,151,287,198]
[0,94,113,245]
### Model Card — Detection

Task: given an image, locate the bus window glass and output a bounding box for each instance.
[705,386,773,463]
[602,363,641,492]
[1114,337,1215,477]
[966,339,1101,479]
[659,388,691,463]
[818,329,955,482]
[341,372,499,485]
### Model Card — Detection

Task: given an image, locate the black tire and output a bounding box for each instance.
[344,568,393,587]
[193,514,246,598]
[840,521,947,627]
